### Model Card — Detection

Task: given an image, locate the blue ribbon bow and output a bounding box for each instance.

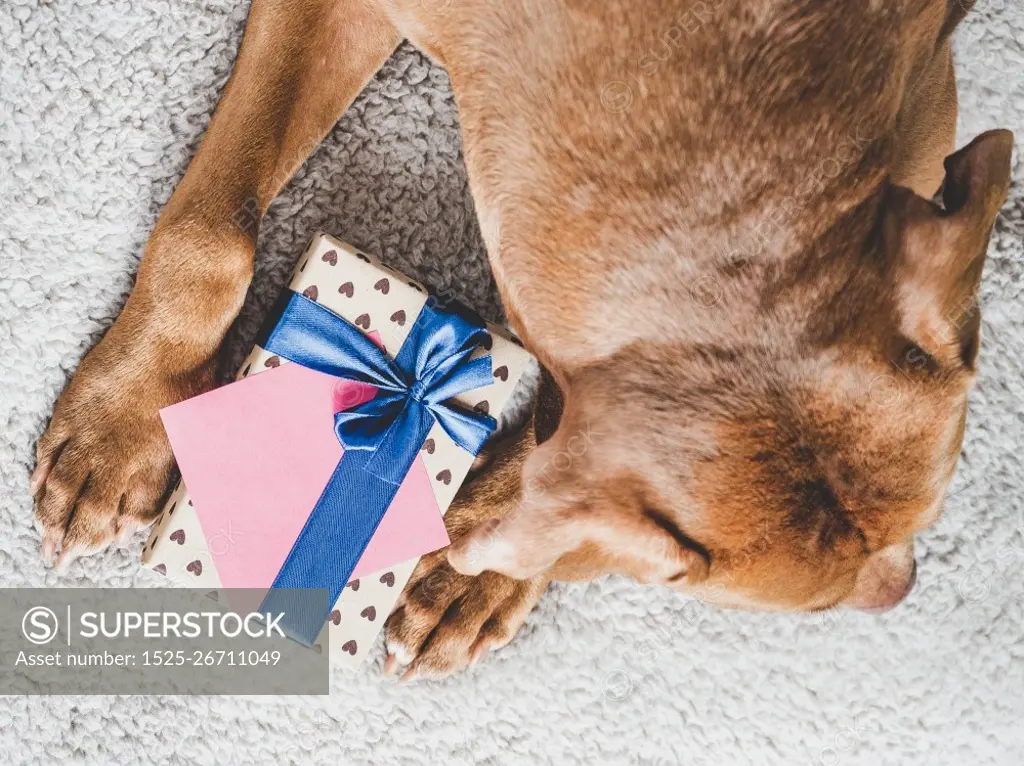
[258,292,497,645]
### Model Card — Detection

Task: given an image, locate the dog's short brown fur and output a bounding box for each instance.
[33,0,1013,678]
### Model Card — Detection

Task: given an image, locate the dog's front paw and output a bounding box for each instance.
[384,548,549,680]
[31,325,214,568]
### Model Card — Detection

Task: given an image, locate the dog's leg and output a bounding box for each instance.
[384,367,570,678]
[32,0,400,566]
[384,415,552,680]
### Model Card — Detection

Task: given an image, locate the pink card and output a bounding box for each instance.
[159,362,450,590]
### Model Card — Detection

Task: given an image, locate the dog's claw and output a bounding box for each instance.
[398,666,419,684]
[41,530,60,567]
[117,521,138,546]
[469,642,489,666]
[53,546,78,572]
[30,461,50,495]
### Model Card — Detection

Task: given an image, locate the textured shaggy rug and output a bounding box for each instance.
[2,1,1023,764]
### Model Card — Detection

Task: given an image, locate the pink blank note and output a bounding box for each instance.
[160,361,449,590]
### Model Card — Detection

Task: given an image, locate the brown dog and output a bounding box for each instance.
[32,0,1013,679]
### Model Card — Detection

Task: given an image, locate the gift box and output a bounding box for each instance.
[141,233,533,666]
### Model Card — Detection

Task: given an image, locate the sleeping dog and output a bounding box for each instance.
[32,0,1013,678]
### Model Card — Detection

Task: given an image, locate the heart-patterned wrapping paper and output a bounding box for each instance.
[141,233,533,667]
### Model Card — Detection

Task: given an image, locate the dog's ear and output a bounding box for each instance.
[447,417,711,585]
[886,129,1013,369]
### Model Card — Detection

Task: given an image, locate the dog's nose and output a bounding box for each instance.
[850,557,918,614]
[856,557,921,610]
[843,543,917,613]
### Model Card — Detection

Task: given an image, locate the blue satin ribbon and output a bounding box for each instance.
[258,292,497,645]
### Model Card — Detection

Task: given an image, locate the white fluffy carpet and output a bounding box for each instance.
[2,1,1023,764]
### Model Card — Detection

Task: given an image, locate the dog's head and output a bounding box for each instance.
[452,130,1013,613]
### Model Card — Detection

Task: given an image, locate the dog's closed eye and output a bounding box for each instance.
[642,506,711,582]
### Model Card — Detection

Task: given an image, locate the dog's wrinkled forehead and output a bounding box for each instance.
[699,363,961,553]
[575,341,960,527]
